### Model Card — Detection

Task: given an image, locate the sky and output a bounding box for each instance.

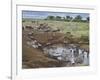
[22,10,89,20]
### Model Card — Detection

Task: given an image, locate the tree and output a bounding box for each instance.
[56,16,62,21]
[66,16,73,21]
[74,15,82,22]
[46,16,55,20]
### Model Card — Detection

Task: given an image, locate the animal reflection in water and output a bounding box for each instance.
[43,45,89,66]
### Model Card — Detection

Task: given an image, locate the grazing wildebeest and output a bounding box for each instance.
[37,23,52,32]
[52,29,60,32]
[26,26,33,29]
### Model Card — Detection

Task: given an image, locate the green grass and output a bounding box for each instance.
[22,19,89,38]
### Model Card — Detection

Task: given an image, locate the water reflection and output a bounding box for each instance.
[43,44,89,66]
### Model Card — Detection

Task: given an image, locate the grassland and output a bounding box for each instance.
[22,19,89,68]
[22,19,89,38]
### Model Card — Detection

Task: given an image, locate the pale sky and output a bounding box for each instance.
[22,10,89,20]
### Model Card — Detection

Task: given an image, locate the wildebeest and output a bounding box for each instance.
[52,29,60,32]
[25,26,33,29]
[37,23,52,32]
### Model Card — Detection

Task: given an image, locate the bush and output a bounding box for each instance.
[65,32,73,39]
[80,35,89,42]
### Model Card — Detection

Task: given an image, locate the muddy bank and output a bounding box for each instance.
[22,28,89,68]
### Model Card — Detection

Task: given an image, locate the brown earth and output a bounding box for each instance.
[22,30,64,68]
[22,45,64,68]
[22,29,89,68]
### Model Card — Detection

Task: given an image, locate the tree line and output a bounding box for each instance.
[45,15,89,22]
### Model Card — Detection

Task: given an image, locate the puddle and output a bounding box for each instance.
[43,44,89,66]
[27,40,89,66]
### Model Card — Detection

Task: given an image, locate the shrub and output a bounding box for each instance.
[80,35,89,42]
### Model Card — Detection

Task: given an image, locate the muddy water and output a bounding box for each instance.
[43,44,89,66]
